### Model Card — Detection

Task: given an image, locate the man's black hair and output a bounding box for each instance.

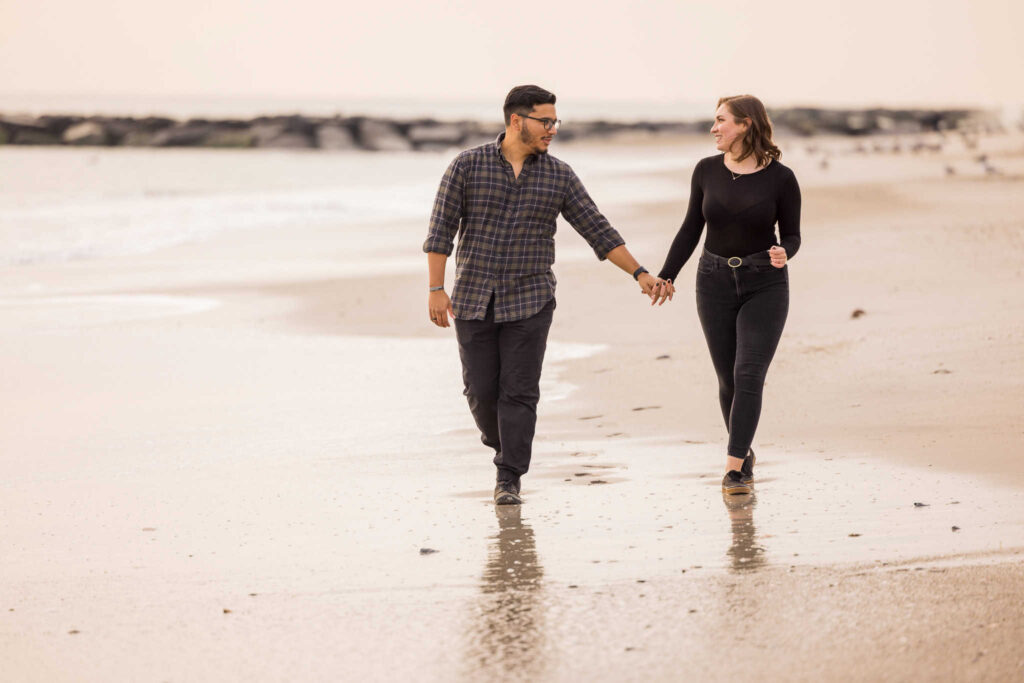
[503,85,556,126]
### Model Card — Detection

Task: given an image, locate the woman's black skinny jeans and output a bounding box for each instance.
[695,249,788,459]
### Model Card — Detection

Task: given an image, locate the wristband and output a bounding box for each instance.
[429,285,445,292]
[632,266,649,281]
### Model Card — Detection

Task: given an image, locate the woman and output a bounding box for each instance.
[656,95,801,495]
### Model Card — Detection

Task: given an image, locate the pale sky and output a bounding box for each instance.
[2,0,1022,110]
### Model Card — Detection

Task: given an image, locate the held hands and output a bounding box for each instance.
[428,289,454,328]
[769,246,787,268]
[638,272,675,306]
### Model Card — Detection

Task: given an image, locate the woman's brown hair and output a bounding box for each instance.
[718,95,781,167]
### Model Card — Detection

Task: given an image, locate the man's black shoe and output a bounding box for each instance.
[722,470,752,495]
[494,480,523,505]
[741,448,756,485]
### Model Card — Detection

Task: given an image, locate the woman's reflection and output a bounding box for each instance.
[466,505,546,679]
[722,493,766,572]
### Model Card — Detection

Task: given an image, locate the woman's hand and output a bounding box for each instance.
[769,246,787,268]
[649,278,674,306]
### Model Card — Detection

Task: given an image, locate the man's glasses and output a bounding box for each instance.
[519,115,562,131]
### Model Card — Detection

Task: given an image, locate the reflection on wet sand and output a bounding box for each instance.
[723,493,766,573]
[464,506,547,680]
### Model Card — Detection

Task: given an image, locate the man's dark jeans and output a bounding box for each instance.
[695,250,789,459]
[454,297,555,483]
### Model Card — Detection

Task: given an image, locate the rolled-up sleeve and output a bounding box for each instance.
[560,167,625,260]
[422,155,466,255]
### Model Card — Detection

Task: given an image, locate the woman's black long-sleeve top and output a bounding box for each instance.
[657,154,801,281]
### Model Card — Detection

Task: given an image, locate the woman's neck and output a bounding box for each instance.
[725,149,763,171]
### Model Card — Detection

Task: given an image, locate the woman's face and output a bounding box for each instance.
[711,104,748,153]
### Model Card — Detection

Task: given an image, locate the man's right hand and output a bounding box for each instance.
[428,289,455,328]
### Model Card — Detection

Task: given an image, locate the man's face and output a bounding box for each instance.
[517,104,558,154]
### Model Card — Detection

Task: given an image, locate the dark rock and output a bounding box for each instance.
[0,114,44,129]
[63,121,110,145]
[11,129,61,145]
[316,123,358,150]
[122,130,157,146]
[407,123,464,148]
[851,309,866,318]
[37,115,82,135]
[202,129,256,148]
[118,117,176,146]
[137,116,176,132]
[0,116,61,144]
[251,122,313,149]
[356,118,412,151]
[151,124,214,147]
[913,502,929,507]
[419,547,439,555]
[952,526,960,532]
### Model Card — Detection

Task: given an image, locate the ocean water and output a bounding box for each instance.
[0,140,706,267]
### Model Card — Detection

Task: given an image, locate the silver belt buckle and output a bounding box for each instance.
[727,256,743,268]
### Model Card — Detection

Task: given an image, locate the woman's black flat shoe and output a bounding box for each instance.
[722,470,752,495]
[740,448,756,485]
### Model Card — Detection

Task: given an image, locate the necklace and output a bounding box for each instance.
[725,159,745,180]
[726,157,770,180]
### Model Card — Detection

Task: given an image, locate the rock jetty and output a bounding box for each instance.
[0,108,1001,151]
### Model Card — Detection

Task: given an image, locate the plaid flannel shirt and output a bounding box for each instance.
[423,133,625,322]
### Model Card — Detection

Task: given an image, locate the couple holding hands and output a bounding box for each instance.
[424,85,800,504]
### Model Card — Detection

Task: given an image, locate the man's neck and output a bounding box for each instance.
[500,131,533,166]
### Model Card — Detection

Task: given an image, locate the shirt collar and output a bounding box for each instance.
[494,131,538,165]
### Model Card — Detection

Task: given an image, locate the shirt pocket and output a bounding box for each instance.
[517,183,563,227]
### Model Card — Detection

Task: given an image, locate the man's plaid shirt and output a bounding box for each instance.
[423,133,625,322]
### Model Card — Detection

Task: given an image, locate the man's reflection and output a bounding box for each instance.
[466,505,546,679]
[722,493,766,572]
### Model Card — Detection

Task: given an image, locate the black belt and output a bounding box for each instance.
[701,248,772,268]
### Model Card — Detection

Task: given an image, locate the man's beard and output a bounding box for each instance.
[519,126,548,155]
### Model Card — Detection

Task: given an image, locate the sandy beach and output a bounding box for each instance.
[2,132,1023,681]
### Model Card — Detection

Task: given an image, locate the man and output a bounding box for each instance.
[423,84,668,506]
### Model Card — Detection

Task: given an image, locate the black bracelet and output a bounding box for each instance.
[632,266,649,281]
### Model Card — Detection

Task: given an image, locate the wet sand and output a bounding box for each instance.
[2,134,1024,680]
